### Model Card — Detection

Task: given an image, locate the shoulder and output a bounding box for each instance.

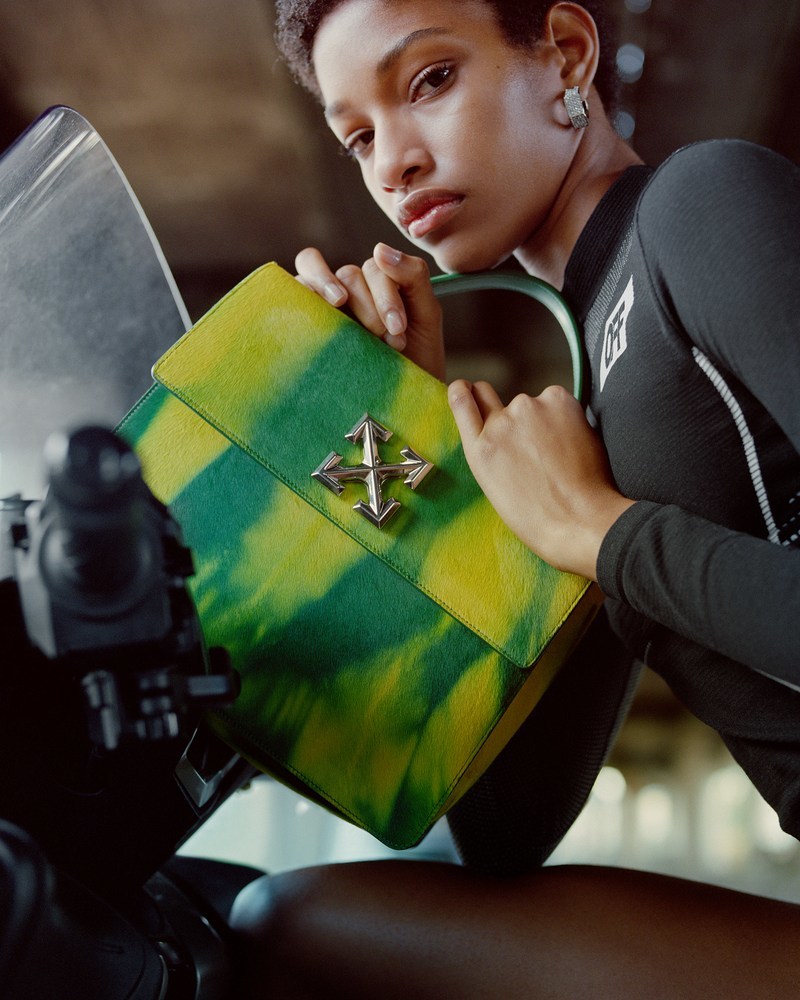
[636,140,799,235]
[628,140,799,369]
[631,140,799,287]
[650,138,795,181]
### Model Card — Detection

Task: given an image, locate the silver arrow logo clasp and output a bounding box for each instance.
[312,413,433,528]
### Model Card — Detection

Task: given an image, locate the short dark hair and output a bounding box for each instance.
[274,0,619,110]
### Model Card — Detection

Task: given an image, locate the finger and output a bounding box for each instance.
[373,244,440,335]
[447,379,485,440]
[470,380,504,421]
[294,247,348,307]
[355,257,411,349]
[334,264,403,345]
[537,383,580,410]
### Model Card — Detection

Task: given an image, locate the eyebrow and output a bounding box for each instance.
[324,26,450,121]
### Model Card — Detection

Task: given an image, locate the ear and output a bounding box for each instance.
[544,3,601,109]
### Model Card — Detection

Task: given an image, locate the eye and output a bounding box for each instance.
[410,62,455,102]
[343,128,375,159]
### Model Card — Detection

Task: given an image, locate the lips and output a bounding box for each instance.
[397,190,464,240]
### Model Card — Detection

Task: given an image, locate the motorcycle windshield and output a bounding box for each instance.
[0,105,189,498]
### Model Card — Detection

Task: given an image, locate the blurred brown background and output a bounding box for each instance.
[1,0,798,320]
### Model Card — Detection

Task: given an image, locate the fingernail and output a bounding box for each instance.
[385,331,407,351]
[377,243,402,266]
[385,309,404,336]
[323,282,345,305]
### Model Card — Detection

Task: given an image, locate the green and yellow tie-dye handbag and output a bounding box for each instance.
[118,263,601,849]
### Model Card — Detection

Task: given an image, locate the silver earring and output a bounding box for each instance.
[563,86,589,129]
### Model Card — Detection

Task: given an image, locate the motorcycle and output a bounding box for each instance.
[0,106,264,999]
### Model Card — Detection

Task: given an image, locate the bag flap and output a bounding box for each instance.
[141,263,594,669]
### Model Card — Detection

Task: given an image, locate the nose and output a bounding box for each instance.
[373,122,432,193]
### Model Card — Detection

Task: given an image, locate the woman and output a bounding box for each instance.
[231,1,800,995]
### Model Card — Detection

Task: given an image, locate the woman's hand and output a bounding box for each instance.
[294,243,446,380]
[448,379,635,581]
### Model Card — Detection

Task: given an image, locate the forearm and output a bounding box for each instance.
[598,501,800,686]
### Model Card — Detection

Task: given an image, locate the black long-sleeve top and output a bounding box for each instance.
[562,139,800,836]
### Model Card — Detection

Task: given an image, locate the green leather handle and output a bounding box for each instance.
[431,271,584,401]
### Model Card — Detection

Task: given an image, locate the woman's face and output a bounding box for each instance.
[312,0,578,273]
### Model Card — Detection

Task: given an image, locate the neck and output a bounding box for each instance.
[514,113,643,289]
